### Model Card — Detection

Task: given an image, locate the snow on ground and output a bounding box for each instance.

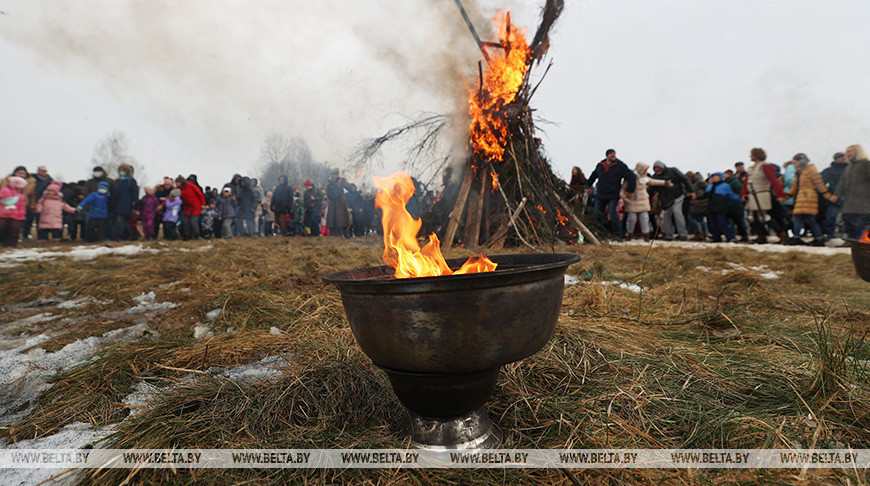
[696,262,783,280]
[615,239,850,255]
[207,354,292,384]
[0,244,160,268]
[126,292,179,314]
[0,324,155,426]
[564,274,647,293]
[0,422,114,486]
[56,297,113,309]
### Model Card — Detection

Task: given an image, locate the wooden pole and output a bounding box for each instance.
[443,163,474,248]
[551,190,600,245]
[463,168,487,249]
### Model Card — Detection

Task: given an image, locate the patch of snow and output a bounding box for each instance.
[563,274,646,292]
[205,308,222,321]
[269,327,284,336]
[2,312,58,328]
[57,297,112,309]
[133,292,156,304]
[599,281,646,293]
[616,239,849,255]
[121,381,164,416]
[193,324,214,340]
[176,245,213,252]
[9,298,64,309]
[0,324,155,425]
[0,244,160,267]
[0,422,114,486]
[208,355,290,384]
[179,288,190,292]
[125,292,177,314]
[696,263,783,280]
[158,280,181,288]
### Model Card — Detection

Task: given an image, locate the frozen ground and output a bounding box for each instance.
[615,238,851,256]
[0,244,159,268]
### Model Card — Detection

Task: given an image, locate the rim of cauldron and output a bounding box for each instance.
[322,253,581,294]
[844,238,870,246]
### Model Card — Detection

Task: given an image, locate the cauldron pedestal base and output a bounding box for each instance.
[410,407,502,450]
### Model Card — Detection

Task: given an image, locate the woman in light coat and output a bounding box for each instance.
[621,162,669,240]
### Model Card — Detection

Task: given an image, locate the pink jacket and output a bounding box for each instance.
[36,191,77,229]
[0,185,26,220]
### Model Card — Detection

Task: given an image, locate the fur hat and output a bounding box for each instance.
[8,176,27,189]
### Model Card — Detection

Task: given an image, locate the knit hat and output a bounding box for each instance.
[93,166,105,173]
[8,176,27,189]
[47,181,62,192]
[304,179,313,187]
[170,189,181,197]
[653,160,666,170]
[834,152,845,159]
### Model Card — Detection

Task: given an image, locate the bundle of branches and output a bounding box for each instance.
[442,0,600,249]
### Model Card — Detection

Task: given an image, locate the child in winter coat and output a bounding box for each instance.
[0,176,28,247]
[78,181,111,242]
[200,202,218,239]
[703,172,741,243]
[139,187,161,240]
[162,189,183,240]
[217,187,237,239]
[36,181,77,241]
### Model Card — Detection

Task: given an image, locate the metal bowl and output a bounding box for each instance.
[845,238,870,282]
[322,253,580,448]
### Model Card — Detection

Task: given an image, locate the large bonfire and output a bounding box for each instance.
[355,0,598,249]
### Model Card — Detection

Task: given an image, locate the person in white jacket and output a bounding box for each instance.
[621,162,670,240]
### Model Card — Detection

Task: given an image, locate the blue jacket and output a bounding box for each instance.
[79,183,111,218]
[704,175,740,214]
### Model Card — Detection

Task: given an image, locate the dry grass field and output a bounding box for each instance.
[1,236,868,485]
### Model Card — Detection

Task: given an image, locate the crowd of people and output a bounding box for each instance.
[0,165,388,248]
[2,144,868,249]
[572,145,870,244]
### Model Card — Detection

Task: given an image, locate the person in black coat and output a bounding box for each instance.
[649,160,695,240]
[585,149,636,239]
[271,175,293,235]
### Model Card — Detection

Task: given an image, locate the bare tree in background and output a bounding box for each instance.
[256,134,332,191]
[90,132,147,182]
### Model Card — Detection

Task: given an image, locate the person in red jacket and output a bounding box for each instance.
[179,174,206,240]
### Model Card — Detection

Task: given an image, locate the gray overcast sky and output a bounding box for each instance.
[2,0,869,188]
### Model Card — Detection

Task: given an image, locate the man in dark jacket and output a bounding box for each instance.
[650,160,695,240]
[270,175,293,235]
[302,179,320,236]
[345,183,365,237]
[111,163,139,240]
[820,152,848,238]
[585,149,636,239]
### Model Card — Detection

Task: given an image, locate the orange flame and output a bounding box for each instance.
[374,171,497,278]
[861,229,870,244]
[468,12,531,162]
